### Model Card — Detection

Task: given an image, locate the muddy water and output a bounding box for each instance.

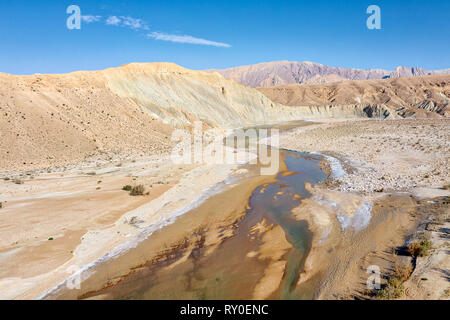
[67,121,329,300]
[248,150,328,299]
[77,147,328,300]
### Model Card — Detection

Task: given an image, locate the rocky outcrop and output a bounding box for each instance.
[388,66,430,78]
[285,104,400,119]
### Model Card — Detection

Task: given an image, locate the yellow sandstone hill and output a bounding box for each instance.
[0,62,310,171]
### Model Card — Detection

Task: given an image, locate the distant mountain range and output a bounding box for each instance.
[206,61,450,88]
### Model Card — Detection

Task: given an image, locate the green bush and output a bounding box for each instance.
[377,277,404,300]
[122,185,132,191]
[408,239,432,257]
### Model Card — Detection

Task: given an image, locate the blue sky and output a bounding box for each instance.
[0,0,449,74]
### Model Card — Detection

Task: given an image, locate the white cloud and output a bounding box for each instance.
[147,32,231,48]
[120,16,149,30]
[92,14,228,49]
[81,15,102,23]
[106,15,121,26]
[105,16,148,30]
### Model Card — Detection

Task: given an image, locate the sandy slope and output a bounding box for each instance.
[0,66,173,172]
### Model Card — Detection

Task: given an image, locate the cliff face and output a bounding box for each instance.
[289,104,399,119]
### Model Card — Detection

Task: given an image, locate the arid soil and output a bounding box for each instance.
[402,201,450,300]
[279,119,450,195]
[0,156,195,299]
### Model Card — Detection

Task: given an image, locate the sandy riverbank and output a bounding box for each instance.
[279,118,449,299]
[0,145,267,299]
[0,156,190,299]
[49,162,283,299]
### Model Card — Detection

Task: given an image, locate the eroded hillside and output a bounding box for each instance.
[258,74,450,118]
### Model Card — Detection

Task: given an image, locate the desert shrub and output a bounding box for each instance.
[377,277,404,300]
[443,183,450,190]
[394,259,413,282]
[408,239,432,257]
[13,179,24,185]
[122,185,132,191]
[129,185,145,196]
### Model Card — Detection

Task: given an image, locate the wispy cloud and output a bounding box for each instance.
[106,15,121,26]
[105,15,149,30]
[81,15,102,23]
[81,13,229,48]
[121,16,149,30]
[147,32,231,48]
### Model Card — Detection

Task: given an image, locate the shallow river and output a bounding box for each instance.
[81,153,328,299]
[71,122,330,300]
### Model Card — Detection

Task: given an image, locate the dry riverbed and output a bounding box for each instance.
[0,118,448,300]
